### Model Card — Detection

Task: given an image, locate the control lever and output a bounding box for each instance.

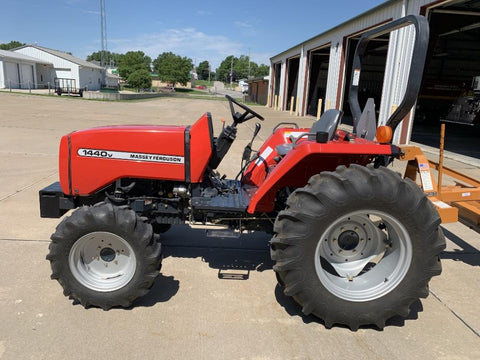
[242,123,261,161]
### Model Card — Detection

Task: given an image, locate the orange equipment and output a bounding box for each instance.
[400,124,480,228]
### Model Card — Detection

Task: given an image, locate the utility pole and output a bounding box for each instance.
[100,0,107,86]
[230,56,233,85]
[191,59,196,88]
[248,48,251,79]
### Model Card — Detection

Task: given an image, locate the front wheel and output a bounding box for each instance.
[271,164,445,330]
[47,202,162,309]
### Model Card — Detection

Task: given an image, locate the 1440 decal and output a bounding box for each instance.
[77,148,184,164]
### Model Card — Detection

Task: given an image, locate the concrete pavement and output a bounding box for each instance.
[0,92,479,360]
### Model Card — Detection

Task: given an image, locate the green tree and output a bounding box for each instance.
[127,69,152,90]
[255,64,270,77]
[216,55,268,82]
[117,51,151,79]
[153,52,193,87]
[196,60,210,81]
[235,55,251,79]
[216,55,236,83]
[0,40,25,50]
[86,51,124,67]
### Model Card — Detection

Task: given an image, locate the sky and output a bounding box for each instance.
[0,0,387,70]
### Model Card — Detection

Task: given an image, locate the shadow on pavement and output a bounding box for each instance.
[441,228,480,267]
[129,226,274,308]
[134,274,180,308]
[274,284,424,331]
[161,226,274,277]
[135,225,428,327]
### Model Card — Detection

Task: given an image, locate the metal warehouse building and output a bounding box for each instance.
[269,0,480,144]
[0,49,52,89]
[14,45,104,91]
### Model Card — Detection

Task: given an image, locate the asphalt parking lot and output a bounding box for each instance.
[0,92,479,359]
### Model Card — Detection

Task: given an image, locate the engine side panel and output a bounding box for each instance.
[60,125,187,195]
[188,113,214,182]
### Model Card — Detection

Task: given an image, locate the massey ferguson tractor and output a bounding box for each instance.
[39,16,445,330]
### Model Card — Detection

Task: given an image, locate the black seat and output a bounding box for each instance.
[308,109,343,141]
[276,109,343,156]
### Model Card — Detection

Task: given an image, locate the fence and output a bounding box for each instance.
[3,79,54,94]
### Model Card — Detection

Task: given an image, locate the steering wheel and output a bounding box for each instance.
[226,95,264,124]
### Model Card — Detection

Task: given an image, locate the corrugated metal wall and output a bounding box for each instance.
[3,62,19,88]
[0,63,3,88]
[79,67,102,91]
[270,0,449,144]
[14,47,79,86]
[0,60,36,89]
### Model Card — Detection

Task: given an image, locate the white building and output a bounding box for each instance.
[0,49,52,89]
[14,45,105,91]
[270,0,480,143]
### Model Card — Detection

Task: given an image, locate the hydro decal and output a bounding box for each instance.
[78,148,184,164]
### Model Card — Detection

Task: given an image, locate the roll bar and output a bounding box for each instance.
[348,15,429,135]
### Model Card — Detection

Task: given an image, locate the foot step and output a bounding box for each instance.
[206,229,240,238]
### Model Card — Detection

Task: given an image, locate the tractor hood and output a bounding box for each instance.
[59,113,214,195]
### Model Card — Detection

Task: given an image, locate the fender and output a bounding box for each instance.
[246,129,395,213]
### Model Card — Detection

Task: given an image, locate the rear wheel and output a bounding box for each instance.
[271,164,445,330]
[47,202,162,309]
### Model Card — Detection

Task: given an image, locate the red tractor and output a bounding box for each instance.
[39,16,445,330]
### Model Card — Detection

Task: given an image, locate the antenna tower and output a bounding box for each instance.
[100,0,107,68]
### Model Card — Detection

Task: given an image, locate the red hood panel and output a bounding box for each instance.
[60,125,187,195]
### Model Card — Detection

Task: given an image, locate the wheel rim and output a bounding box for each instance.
[314,210,412,302]
[69,231,136,292]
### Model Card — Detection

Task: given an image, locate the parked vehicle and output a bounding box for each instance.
[54,78,85,97]
[161,86,175,93]
[39,16,444,330]
[441,76,480,126]
[239,80,248,94]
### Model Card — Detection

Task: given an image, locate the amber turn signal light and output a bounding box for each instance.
[376,126,393,143]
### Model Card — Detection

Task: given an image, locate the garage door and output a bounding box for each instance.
[20,64,34,89]
[4,62,19,88]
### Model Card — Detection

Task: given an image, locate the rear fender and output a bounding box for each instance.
[242,128,309,187]
[246,137,394,213]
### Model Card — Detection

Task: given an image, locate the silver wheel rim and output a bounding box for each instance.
[314,210,412,302]
[69,231,136,292]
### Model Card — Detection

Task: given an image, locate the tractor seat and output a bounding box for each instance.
[276,109,343,156]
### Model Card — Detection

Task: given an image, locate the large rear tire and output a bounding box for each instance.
[271,164,445,330]
[47,202,162,309]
